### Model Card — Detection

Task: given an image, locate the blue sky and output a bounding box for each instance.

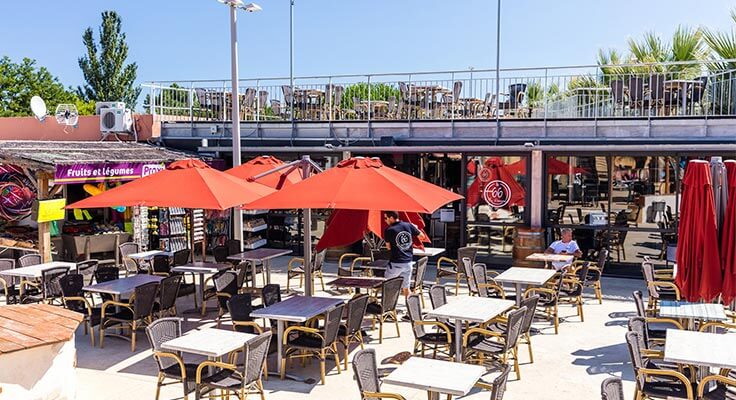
[1,0,733,87]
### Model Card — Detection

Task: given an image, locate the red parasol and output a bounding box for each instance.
[467,157,525,208]
[315,210,429,252]
[506,157,589,175]
[226,155,303,190]
[720,160,736,303]
[67,159,274,210]
[675,160,723,302]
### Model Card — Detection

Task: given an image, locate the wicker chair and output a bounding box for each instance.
[18,253,42,267]
[201,270,229,316]
[627,317,684,372]
[154,275,182,318]
[626,331,694,400]
[337,293,370,369]
[463,306,527,380]
[406,293,452,359]
[366,277,403,343]
[461,257,479,295]
[227,293,264,334]
[559,262,589,322]
[489,295,540,364]
[119,242,140,276]
[150,255,172,277]
[697,373,736,400]
[436,247,478,295]
[524,274,564,334]
[94,265,120,303]
[76,259,98,285]
[20,266,69,305]
[572,249,607,304]
[196,331,272,400]
[172,249,190,266]
[282,304,344,384]
[202,271,238,322]
[641,260,680,313]
[632,290,684,343]
[410,256,429,306]
[601,377,625,400]
[60,273,101,346]
[286,250,326,293]
[0,258,19,304]
[212,246,229,263]
[100,281,159,351]
[472,263,507,299]
[474,364,511,400]
[145,318,199,400]
[352,348,406,400]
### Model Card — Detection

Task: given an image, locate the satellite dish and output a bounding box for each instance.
[30,96,47,122]
[55,104,79,127]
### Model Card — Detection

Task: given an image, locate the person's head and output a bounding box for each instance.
[384,211,399,224]
[560,228,573,242]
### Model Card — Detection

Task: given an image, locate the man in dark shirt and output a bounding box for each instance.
[383,211,421,297]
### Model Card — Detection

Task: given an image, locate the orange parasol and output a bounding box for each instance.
[315,210,430,252]
[226,155,303,190]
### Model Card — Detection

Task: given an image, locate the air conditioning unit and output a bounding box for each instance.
[97,102,133,133]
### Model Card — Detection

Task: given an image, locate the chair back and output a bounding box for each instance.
[270,99,281,116]
[0,258,17,285]
[145,317,183,371]
[380,277,403,312]
[640,261,659,299]
[151,255,172,275]
[227,293,255,332]
[334,85,345,108]
[60,273,87,313]
[601,377,625,400]
[225,239,241,255]
[429,284,451,325]
[632,290,646,318]
[281,85,294,105]
[627,76,645,102]
[18,254,42,267]
[133,282,160,319]
[574,262,591,289]
[213,246,229,263]
[257,90,269,111]
[503,306,527,351]
[344,294,370,337]
[94,265,119,283]
[625,331,646,389]
[172,250,189,266]
[489,364,511,400]
[321,305,345,347]
[244,88,256,108]
[234,262,248,289]
[406,294,426,339]
[627,316,650,350]
[42,266,70,300]
[596,249,608,274]
[314,250,326,272]
[215,271,238,293]
[262,284,281,307]
[119,242,140,273]
[472,263,489,297]
[76,259,98,285]
[411,256,428,291]
[519,295,540,334]
[452,81,462,98]
[241,331,272,385]
[457,246,478,266]
[158,275,182,312]
[352,349,382,398]
[461,257,478,294]
[648,73,669,101]
[507,83,527,108]
[610,80,626,104]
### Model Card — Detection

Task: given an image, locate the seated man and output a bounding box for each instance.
[545,227,582,270]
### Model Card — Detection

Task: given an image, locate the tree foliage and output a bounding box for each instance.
[77,11,141,108]
[703,9,736,71]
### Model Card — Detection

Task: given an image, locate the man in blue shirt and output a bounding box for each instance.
[383,211,421,297]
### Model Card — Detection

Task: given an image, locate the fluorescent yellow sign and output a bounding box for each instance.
[36,198,66,223]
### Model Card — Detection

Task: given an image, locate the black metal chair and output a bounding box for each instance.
[18,253,42,267]
[100,281,160,352]
[366,277,403,343]
[20,266,69,305]
[464,306,527,380]
[154,275,182,318]
[475,364,511,400]
[282,304,345,384]
[337,294,370,370]
[601,377,625,400]
[406,293,452,359]
[145,317,200,400]
[195,331,272,400]
[0,258,19,304]
[626,331,694,399]
[76,259,98,286]
[352,348,406,400]
[60,272,101,346]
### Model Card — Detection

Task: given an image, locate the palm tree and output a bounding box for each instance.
[702,9,736,114]
[703,9,736,71]
[627,26,706,74]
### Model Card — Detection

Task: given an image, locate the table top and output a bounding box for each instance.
[1,262,76,279]
[659,301,728,322]
[227,248,293,262]
[664,329,736,369]
[410,85,450,93]
[525,253,574,263]
[128,250,171,260]
[427,296,514,323]
[171,262,232,274]
[250,295,345,323]
[494,267,557,286]
[413,247,446,257]
[382,356,485,396]
[161,328,257,358]
[327,276,385,289]
[83,274,163,296]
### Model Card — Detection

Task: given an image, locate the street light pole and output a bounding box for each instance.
[494,0,501,145]
[229,4,243,250]
[289,0,295,122]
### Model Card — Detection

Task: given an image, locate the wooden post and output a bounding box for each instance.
[37,173,52,263]
[530,150,544,228]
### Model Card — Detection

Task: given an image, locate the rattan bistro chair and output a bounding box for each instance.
[227,293,264,334]
[473,263,507,299]
[697,374,736,400]
[489,295,540,364]
[154,275,182,318]
[337,293,370,370]
[436,247,478,295]
[641,260,680,314]
[463,306,527,380]
[195,331,272,400]
[20,266,69,305]
[145,318,199,400]
[366,277,403,343]
[201,270,230,316]
[0,258,19,304]
[18,253,42,267]
[406,294,453,359]
[100,281,159,352]
[76,259,98,285]
[626,331,694,400]
[524,274,564,334]
[60,273,101,346]
[572,249,607,304]
[410,256,429,306]
[632,290,684,343]
[352,348,406,400]
[474,364,511,400]
[281,304,345,385]
[94,265,119,303]
[286,250,326,293]
[559,262,590,322]
[118,242,140,276]
[601,377,625,400]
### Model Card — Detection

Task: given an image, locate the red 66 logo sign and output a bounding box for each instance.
[482,180,511,208]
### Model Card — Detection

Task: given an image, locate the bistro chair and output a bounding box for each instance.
[94,265,120,303]
[227,293,264,334]
[282,304,345,384]
[0,258,19,304]
[212,245,229,264]
[626,331,694,400]
[150,255,172,277]
[473,263,507,299]
[410,256,429,306]
[286,250,326,293]
[627,317,684,372]
[632,290,684,343]
[366,277,403,343]
[406,293,453,359]
[461,257,479,295]
[202,270,238,322]
[489,295,540,364]
[100,281,160,352]
[524,273,565,334]
[201,270,229,316]
[436,246,478,295]
[118,242,140,276]
[641,260,680,314]
[172,249,190,266]
[352,348,406,400]
[20,266,69,305]
[600,377,625,400]
[18,253,42,267]
[60,273,101,346]
[337,293,370,369]
[572,249,608,304]
[474,364,511,400]
[145,317,199,400]
[559,262,590,322]
[76,259,98,286]
[697,374,736,399]
[463,306,527,380]
[154,275,182,318]
[195,331,272,400]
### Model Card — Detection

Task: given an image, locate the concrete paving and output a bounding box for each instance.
[74,257,646,399]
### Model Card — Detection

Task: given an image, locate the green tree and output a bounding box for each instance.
[77,11,141,108]
[341,82,400,109]
[703,9,736,71]
[0,56,81,117]
[626,26,707,74]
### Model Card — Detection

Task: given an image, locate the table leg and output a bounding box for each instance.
[427,391,440,400]
[515,283,522,307]
[277,320,284,375]
[454,318,462,362]
[266,259,271,284]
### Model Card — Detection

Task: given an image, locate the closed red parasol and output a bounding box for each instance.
[67,159,274,210]
[226,155,303,189]
[720,160,736,303]
[315,210,429,252]
[467,157,526,208]
[675,160,723,302]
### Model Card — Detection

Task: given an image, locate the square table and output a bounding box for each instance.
[494,267,557,306]
[162,327,257,359]
[525,253,574,269]
[426,296,514,361]
[172,262,233,312]
[664,329,736,370]
[382,356,486,400]
[660,301,727,330]
[327,276,384,293]
[1,261,76,280]
[413,247,446,258]
[83,274,163,300]
[227,248,293,285]
[251,295,345,381]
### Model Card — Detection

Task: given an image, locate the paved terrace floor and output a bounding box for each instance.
[74,257,646,399]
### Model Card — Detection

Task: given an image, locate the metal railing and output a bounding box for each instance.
[142,59,736,123]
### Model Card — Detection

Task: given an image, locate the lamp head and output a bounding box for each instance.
[217,0,261,12]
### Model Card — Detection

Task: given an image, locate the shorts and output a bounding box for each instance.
[386,262,412,289]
